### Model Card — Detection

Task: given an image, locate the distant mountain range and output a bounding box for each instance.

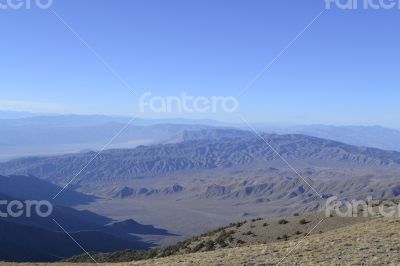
[1,131,399,185]
[1,129,400,218]
[268,124,400,152]
[0,115,212,161]
[1,113,400,161]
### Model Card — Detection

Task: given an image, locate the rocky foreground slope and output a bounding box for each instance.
[3,212,400,265]
[126,217,400,265]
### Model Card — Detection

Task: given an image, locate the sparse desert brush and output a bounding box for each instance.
[278,219,289,224]
[219,242,228,248]
[192,242,205,252]
[235,221,246,228]
[277,234,290,241]
[201,226,226,237]
[215,236,228,248]
[215,229,235,246]
[242,231,253,236]
[161,241,189,257]
[205,240,215,251]
[299,219,309,225]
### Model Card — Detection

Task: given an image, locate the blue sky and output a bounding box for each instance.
[1,0,399,127]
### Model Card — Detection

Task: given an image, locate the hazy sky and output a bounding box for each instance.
[1,0,399,127]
